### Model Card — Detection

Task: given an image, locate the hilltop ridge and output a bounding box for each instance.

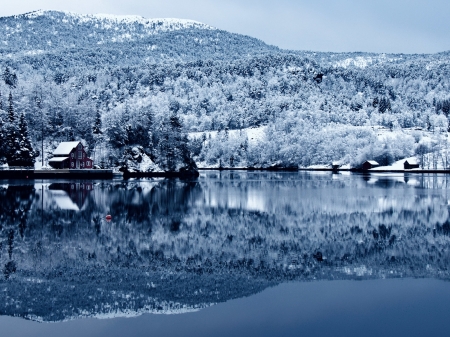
[17,9,214,31]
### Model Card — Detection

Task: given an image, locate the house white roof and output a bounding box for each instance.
[366,160,379,165]
[53,142,81,156]
[49,157,69,162]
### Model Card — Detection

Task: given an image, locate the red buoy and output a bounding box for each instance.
[105,215,112,221]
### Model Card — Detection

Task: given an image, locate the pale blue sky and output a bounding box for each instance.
[2,0,450,54]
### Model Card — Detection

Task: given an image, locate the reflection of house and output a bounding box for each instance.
[49,142,93,169]
[362,160,380,170]
[404,159,419,170]
[48,183,93,210]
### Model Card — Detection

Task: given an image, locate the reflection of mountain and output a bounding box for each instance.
[1,173,450,322]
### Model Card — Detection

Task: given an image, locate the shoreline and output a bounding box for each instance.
[0,169,114,180]
[0,169,200,180]
[1,167,449,180]
[198,167,450,174]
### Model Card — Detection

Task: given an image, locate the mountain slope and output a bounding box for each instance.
[0,11,449,169]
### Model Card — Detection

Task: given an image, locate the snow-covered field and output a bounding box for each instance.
[189,126,267,146]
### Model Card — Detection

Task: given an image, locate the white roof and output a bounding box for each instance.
[53,142,81,156]
[49,190,80,211]
[404,158,418,165]
[48,157,69,162]
[366,160,379,165]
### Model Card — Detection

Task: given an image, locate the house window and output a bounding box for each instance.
[71,153,74,158]
[78,151,82,159]
[87,161,91,167]
[71,162,74,168]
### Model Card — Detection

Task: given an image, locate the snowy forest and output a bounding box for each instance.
[1,10,450,170]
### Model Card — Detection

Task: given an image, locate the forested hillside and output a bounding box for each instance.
[0,10,449,169]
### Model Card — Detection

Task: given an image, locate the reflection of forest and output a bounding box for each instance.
[1,173,450,321]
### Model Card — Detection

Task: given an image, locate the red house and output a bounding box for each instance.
[48,141,94,169]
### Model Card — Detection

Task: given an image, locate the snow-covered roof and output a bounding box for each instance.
[404,158,418,165]
[49,157,69,162]
[48,190,80,211]
[366,160,379,165]
[53,142,80,156]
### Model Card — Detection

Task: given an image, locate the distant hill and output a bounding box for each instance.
[0,10,279,66]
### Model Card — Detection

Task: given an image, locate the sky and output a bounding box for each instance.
[1,0,450,54]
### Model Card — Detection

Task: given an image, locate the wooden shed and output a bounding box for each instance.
[404,159,419,170]
[362,160,380,170]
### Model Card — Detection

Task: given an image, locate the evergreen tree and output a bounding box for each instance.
[3,67,17,88]
[5,92,19,166]
[93,110,102,135]
[8,92,14,123]
[15,113,36,167]
[0,117,5,163]
[107,111,128,148]
[3,94,36,166]
[157,112,191,171]
[125,123,132,146]
[168,112,183,171]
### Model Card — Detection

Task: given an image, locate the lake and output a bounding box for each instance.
[1,171,450,336]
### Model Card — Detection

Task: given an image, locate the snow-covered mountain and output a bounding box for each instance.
[0,10,277,63]
[5,10,214,49]
[0,10,450,169]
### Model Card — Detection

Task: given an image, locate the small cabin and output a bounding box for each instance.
[404,159,419,170]
[49,141,94,169]
[331,162,341,170]
[362,160,380,170]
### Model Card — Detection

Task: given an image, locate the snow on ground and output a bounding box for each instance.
[334,56,374,69]
[189,126,267,146]
[370,157,415,171]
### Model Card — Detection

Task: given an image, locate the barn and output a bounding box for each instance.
[362,160,380,170]
[48,142,94,169]
[404,159,419,170]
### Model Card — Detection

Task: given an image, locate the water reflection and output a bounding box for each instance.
[47,183,93,210]
[0,172,450,322]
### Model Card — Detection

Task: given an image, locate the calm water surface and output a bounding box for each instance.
[1,171,450,336]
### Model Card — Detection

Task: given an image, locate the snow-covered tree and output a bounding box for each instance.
[14,113,36,167]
